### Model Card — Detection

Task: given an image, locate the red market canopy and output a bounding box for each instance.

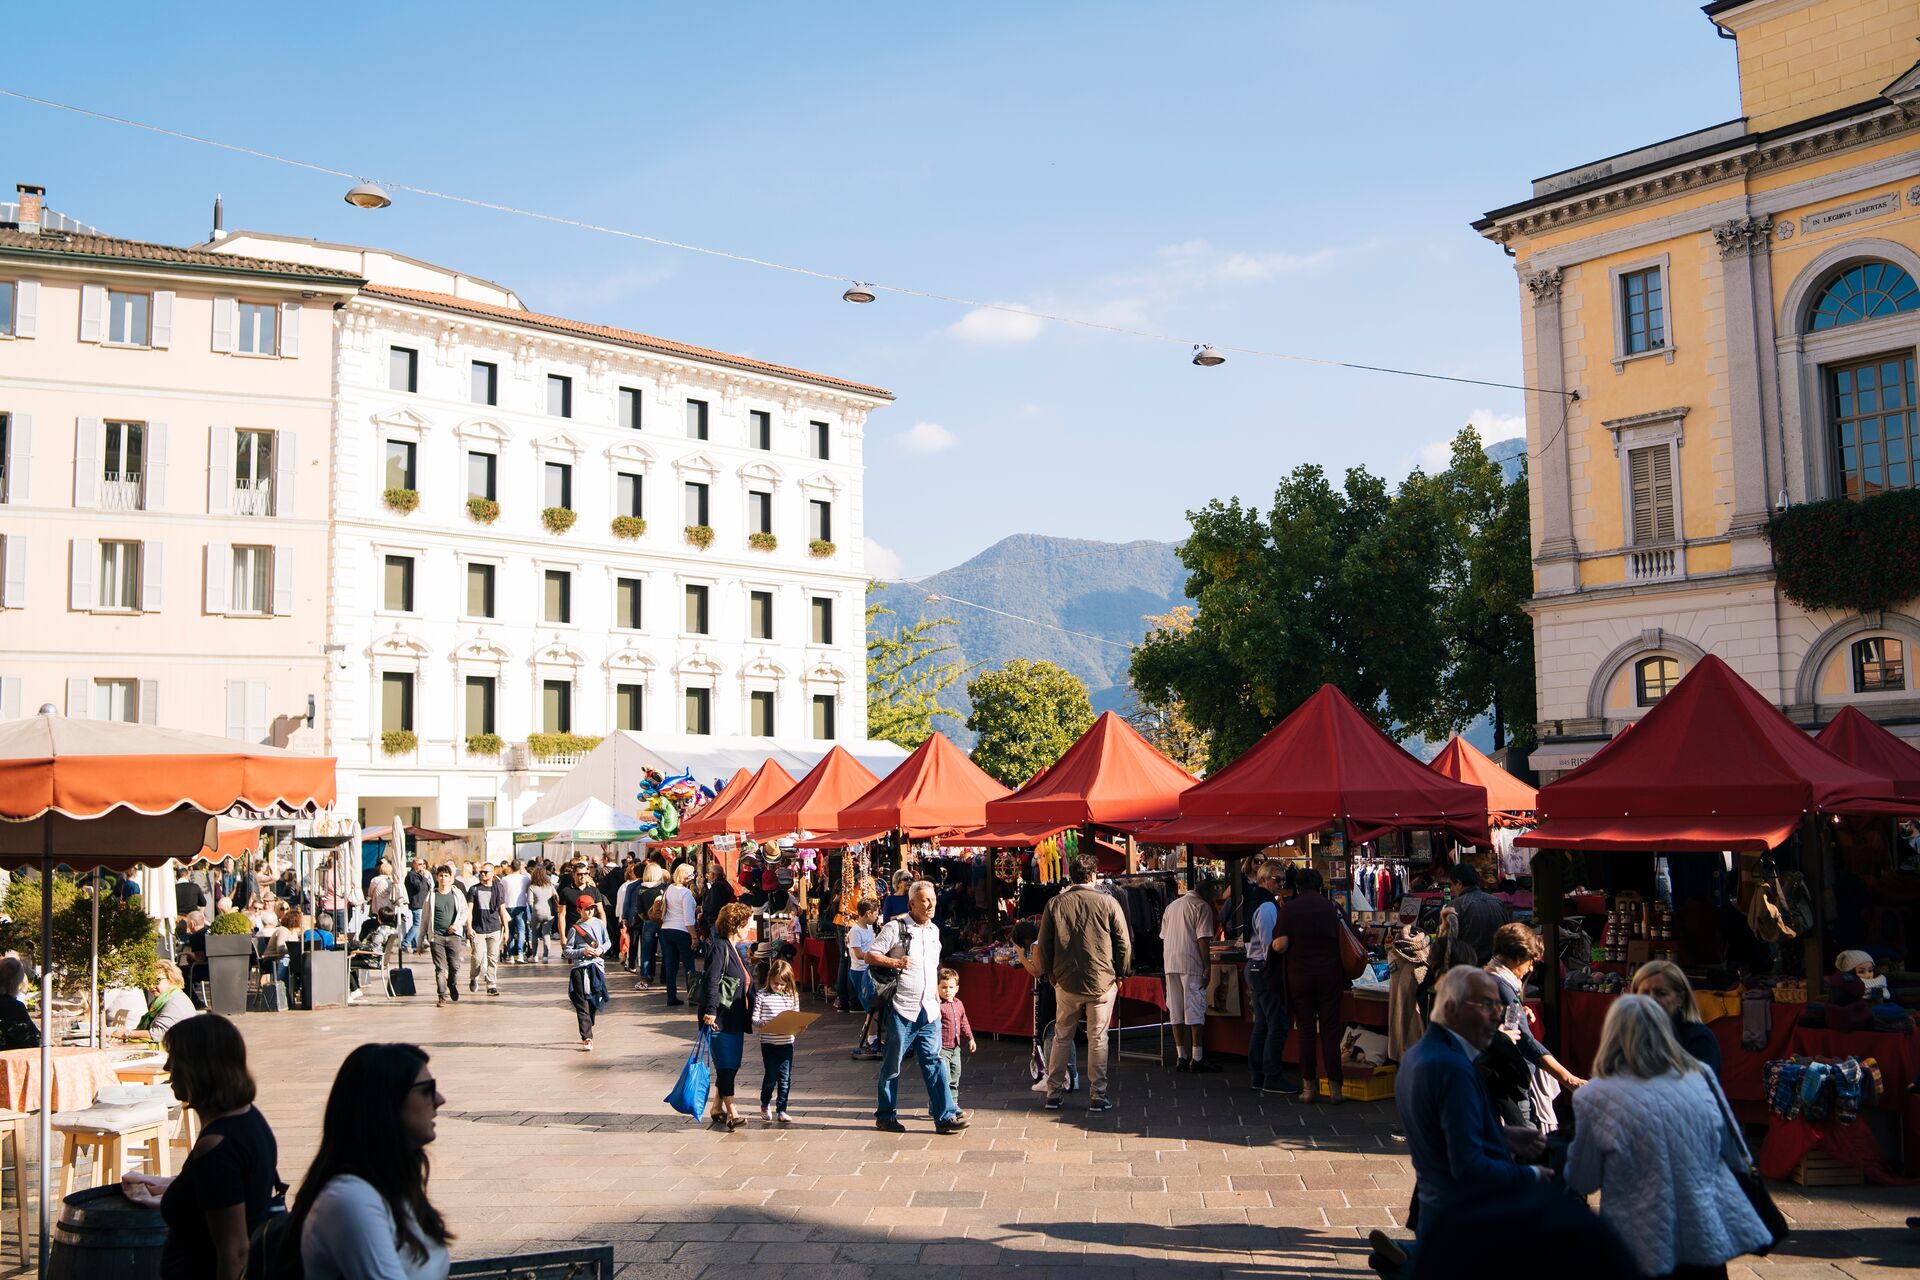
[189,824,261,865]
[1519,654,1912,852]
[1428,736,1538,818]
[962,712,1197,845]
[1146,684,1491,847]
[827,732,1011,840]
[681,761,795,841]
[751,746,880,838]
[1815,705,1920,800]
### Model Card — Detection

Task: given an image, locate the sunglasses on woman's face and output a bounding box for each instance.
[410,1077,438,1096]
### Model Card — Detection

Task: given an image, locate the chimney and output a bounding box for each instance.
[211,193,225,241]
[15,184,44,235]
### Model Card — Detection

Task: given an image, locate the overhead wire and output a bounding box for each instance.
[0,87,1573,399]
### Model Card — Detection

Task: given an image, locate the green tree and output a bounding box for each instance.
[1411,426,1537,752]
[0,873,158,996]
[865,593,973,749]
[1120,607,1212,775]
[1129,463,1448,770]
[965,658,1095,786]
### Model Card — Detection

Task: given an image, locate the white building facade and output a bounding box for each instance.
[213,233,892,843]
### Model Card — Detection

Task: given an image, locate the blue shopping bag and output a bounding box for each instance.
[665,1027,712,1118]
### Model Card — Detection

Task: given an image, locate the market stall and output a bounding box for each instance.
[1519,655,1920,1175]
[942,713,1196,1032]
[1143,684,1492,1083]
[680,759,795,878]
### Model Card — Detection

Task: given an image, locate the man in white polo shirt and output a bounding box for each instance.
[865,880,969,1136]
[1160,878,1224,1074]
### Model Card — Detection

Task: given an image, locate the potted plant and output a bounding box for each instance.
[808,538,836,558]
[207,911,257,1015]
[748,531,778,552]
[526,732,603,761]
[684,524,715,550]
[541,506,578,535]
[381,729,418,756]
[383,487,420,515]
[466,732,504,757]
[467,496,500,524]
[611,515,647,540]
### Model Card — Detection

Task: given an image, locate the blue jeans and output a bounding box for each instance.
[403,908,424,951]
[760,1042,793,1110]
[660,929,696,1002]
[877,1008,957,1124]
[505,905,530,958]
[1247,966,1290,1084]
[639,919,661,979]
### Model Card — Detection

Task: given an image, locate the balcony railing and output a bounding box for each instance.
[100,474,144,511]
[1627,545,1684,582]
[232,481,274,517]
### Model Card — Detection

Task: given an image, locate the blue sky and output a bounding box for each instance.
[9,2,1738,578]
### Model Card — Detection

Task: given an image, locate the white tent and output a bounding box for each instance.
[522,732,908,826]
[513,797,649,844]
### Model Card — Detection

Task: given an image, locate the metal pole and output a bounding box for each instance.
[89,875,99,1048]
[38,817,54,1273]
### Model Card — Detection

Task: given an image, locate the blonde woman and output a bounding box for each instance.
[1565,995,1772,1280]
[659,864,700,1006]
[1632,959,1722,1074]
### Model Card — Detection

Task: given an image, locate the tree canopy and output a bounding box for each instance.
[1128,425,1533,771]
[965,658,1096,786]
[865,593,973,750]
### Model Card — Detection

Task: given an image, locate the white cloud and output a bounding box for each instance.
[1149,238,1337,285]
[897,422,957,454]
[1414,408,1529,473]
[864,537,903,581]
[947,304,1046,344]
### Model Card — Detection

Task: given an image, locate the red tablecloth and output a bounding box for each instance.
[1787,1024,1920,1109]
[0,1047,121,1112]
[798,936,838,993]
[1107,972,1389,1062]
[952,960,1034,1036]
[1557,989,1799,1102]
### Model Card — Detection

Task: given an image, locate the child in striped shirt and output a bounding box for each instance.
[754,957,801,1123]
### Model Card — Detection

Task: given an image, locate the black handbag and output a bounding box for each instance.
[1706,1071,1788,1255]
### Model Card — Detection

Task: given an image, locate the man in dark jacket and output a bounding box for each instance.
[403,857,434,954]
[1034,856,1132,1113]
[1385,966,1546,1272]
[1446,864,1510,967]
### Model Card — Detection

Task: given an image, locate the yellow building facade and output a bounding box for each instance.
[1476,0,1920,774]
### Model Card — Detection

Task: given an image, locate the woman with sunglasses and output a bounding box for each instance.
[287,1042,452,1279]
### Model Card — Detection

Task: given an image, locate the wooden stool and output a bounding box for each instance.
[112,1061,170,1089]
[53,1106,171,1199]
[0,1111,30,1267]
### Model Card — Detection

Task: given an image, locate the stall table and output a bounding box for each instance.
[798,936,839,995]
[953,960,1034,1037]
[0,1047,121,1113]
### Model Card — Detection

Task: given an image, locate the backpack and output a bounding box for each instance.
[868,915,914,1008]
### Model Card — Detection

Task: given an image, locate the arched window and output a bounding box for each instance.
[1851,637,1906,692]
[1806,260,1920,332]
[1635,656,1680,707]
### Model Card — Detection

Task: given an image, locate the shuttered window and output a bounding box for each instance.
[1628,444,1675,544]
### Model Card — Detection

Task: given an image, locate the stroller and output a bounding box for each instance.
[1026,980,1081,1092]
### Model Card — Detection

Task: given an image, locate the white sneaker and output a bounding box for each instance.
[776,1110,793,1124]
[1029,1078,1049,1092]
[760,1105,773,1121]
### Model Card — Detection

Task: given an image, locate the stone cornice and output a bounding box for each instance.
[1477,103,1920,246]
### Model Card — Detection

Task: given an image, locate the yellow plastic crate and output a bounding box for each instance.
[1333,1064,1397,1102]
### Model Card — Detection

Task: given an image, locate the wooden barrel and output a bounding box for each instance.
[45,1185,166,1279]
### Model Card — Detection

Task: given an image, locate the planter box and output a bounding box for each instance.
[293,948,350,1010]
[206,935,257,1015]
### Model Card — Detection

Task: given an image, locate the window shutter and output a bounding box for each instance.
[207,425,232,514]
[13,281,37,338]
[278,302,300,358]
[79,284,103,343]
[150,291,174,348]
[140,541,163,612]
[73,417,100,508]
[145,421,168,510]
[2,413,27,503]
[1651,445,1675,542]
[211,296,236,353]
[66,677,89,718]
[226,681,247,740]
[274,430,295,517]
[2,534,27,608]
[138,680,158,725]
[0,677,18,721]
[204,542,230,614]
[247,682,270,743]
[69,538,94,611]
[272,545,293,615]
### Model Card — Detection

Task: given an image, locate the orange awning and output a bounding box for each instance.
[189,825,260,865]
[752,747,880,838]
[1428,736,1537,818]
[820,733,1010,840]
[681,761,796,841]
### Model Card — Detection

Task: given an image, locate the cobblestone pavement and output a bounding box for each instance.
[78,961,1920,1278]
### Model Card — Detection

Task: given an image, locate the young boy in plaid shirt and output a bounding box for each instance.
[937,967,977,1105]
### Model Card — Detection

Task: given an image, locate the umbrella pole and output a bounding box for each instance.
[38,818,53,1273]
[90,878,99,1048]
